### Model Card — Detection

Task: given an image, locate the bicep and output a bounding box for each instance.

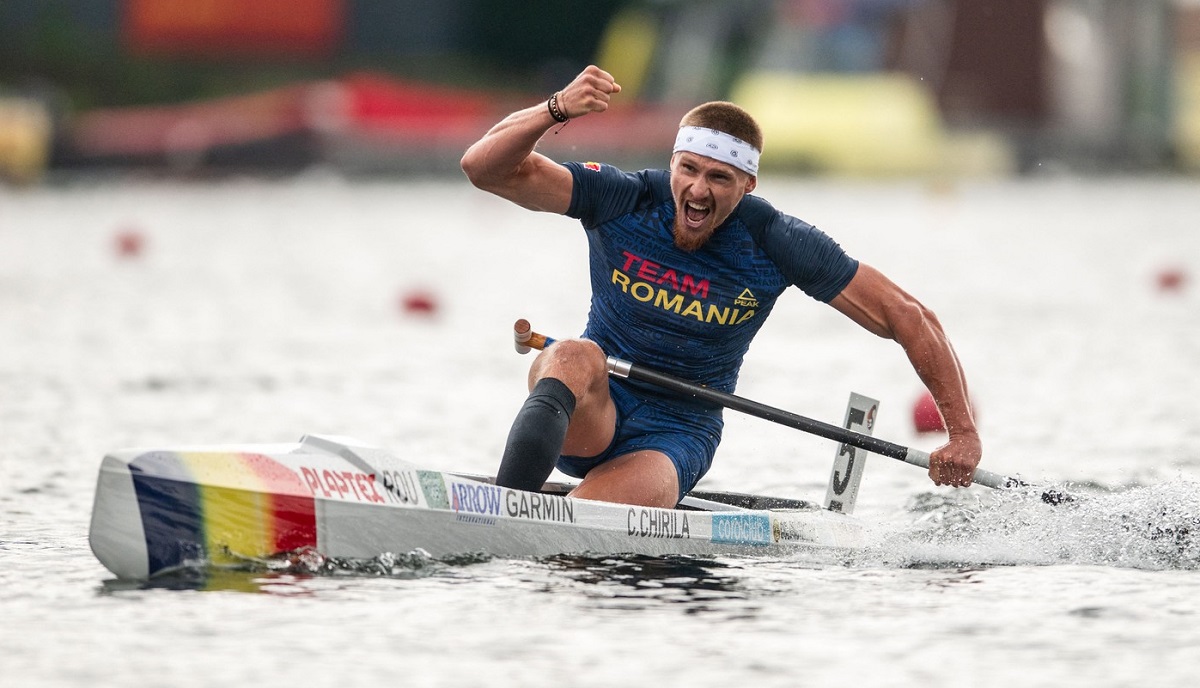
[488,153,575,214]
[828,263,922,339]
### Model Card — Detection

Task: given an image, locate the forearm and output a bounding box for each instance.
[460,102,558,194]
[832,264,981,485]
[894,309,978,440]
[831,264,977,438]
[461,66,620,212]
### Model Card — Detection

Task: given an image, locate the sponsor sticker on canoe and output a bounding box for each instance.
[300,465,385,504]
[711,514,772,546]
[773,518,818,543]
[448,481,502,526]
[418,471,449,509]
[627,507,691,539]
[504,489,575,524]
[378,469,423,506]
[428,477,579,527]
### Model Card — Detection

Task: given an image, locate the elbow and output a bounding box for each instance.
[892,299,947,349]
[459,149,488,190]
[903,298,939,329]
[460,141,502,191]
[872,294,938,343]
[460,152,511,196]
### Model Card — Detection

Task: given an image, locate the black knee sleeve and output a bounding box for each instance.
[495,377,577,492]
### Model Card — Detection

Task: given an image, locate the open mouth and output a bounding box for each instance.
[683,200,711,228]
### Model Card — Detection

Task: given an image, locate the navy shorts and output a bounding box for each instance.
[557,378,723,501]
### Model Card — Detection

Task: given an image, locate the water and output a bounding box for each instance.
[2,174,1198,687]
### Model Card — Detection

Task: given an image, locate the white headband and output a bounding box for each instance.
[673,126,760,176]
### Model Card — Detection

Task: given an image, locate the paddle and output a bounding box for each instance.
[513,319,1063,501]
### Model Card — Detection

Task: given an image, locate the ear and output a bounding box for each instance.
[745,175,758,194]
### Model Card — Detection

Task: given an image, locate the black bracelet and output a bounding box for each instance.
[547,92,568,123]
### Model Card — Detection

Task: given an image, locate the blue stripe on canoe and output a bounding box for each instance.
[129,452,205,576]
[711,513,772,545]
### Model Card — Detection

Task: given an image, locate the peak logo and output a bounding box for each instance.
[734,289,759,308]
[583,162,602,172]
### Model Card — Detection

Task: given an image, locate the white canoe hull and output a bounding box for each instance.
[89,435,865,580]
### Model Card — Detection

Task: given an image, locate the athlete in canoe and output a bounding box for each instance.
[461,65,981,508]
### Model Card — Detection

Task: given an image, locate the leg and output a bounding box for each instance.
[568,450,680,509]
[564,396,720,508]
[528,338,617,458]
[495,339,615,491]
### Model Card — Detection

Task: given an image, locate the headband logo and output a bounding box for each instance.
[674,126,760,175]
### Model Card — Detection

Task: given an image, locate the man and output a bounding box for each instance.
[460,65,981,509]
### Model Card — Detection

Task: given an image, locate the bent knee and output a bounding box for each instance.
[529,338,608,394]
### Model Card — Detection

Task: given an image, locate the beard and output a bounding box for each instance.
[672,216,717,252]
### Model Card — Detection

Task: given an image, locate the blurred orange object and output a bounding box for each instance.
[398,289,439,317]
[911,390,945,434]
[113,229,146,259]
[123,0,343,57]
[1155,266,1188,294]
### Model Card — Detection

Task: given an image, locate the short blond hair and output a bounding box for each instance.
[679,101,764,153]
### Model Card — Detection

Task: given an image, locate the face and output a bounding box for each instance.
[669,151,757,252]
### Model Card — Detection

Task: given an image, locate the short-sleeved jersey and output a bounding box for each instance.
[564,161,858,407]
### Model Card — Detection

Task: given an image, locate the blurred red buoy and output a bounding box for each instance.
[1155,266,1187,294]
[398,289,439,317]
[911,390,945,434]
[113,229,145,258]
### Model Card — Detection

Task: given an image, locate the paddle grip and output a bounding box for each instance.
[513,319,553,354]
[902,448,1019,489]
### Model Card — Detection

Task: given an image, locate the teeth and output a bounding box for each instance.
[687,201,707,211]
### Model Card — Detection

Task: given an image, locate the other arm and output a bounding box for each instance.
[460,65,622,214]
[830,263,982,487]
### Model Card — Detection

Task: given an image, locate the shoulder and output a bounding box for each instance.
[735,194,859,302]
[733,192,777,224]
[565,163,670,225]
[735,193,816,238]
[564,162,666,193]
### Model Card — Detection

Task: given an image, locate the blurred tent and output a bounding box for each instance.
[1,0,1197,178]
[1177,4,1200,169]
[1181,53,1200,169]
[592,0,1186,175]
[0,96,53,184]
[58,72,683,175]
[730,73,1013,176]
[62,75,499,174]
[587,0,1018,176]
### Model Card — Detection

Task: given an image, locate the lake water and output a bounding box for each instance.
[2,173,1198,687]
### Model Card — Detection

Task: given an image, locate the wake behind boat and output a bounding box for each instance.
[88,392,883,581]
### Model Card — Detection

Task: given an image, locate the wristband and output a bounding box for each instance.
[547,92,568,123]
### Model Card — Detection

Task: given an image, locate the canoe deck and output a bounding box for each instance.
[89,434,865,580]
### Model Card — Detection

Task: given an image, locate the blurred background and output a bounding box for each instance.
[2,0,1200,184]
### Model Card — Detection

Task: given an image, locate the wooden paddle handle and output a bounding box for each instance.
[513,319,552,354]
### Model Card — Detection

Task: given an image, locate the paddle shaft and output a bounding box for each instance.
[513,320,1020,490]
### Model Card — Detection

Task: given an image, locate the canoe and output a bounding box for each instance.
[88,433,869,580]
